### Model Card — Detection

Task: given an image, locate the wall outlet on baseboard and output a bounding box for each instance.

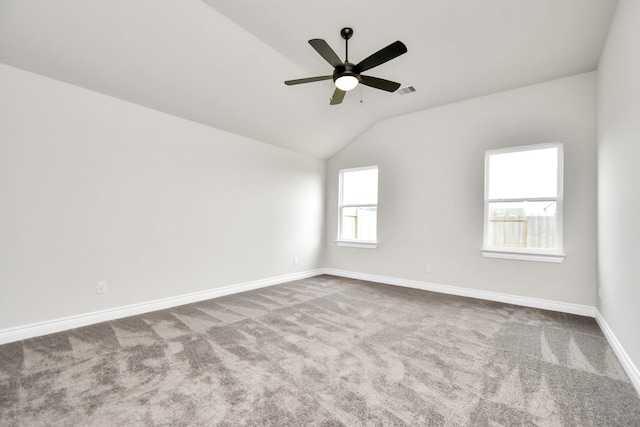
[97,281,107,294]
[426,264,432,273]
[294,257,299,265]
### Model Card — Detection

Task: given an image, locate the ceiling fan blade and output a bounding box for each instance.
[356,41,407,73]
[284,76,333,85]
[330,88,346,105]
[309,39,343,67]
[360,75,402,92]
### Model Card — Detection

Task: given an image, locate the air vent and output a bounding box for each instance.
[397,86,416,95]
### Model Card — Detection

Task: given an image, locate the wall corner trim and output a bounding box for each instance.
[0,269,324,345]
[595,309,640,396]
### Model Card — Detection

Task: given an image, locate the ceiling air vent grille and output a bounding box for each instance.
[397,86,416,95]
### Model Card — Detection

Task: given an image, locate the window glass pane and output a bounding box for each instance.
[488,147,557,199]
[342,168,378,205]
[488,201,557,249]
[341,206,377,240]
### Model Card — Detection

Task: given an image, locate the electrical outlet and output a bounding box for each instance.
[97,281,107,294]
[426,264,432,273]
[294,257,299,265]
[598,287,602,299]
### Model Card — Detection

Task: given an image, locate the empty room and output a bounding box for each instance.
[1,0,639,425]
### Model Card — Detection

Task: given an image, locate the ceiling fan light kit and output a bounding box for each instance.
[334,75,359,91]
[284,27,407,105]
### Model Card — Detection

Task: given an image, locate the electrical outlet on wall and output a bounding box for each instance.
[97,281,107,294]
[294,257,299,265]
[426,264,432,273]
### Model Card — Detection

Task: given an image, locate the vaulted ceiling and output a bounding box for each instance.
[0,0,618,159]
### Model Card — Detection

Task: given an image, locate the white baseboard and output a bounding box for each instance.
[2,267,637,400]
[595,309,640,395]
[322,268,595,317]
[3,268,637,396]
[324,268,640,395]
[0,269,323,345]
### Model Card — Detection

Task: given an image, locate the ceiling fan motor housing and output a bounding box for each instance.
[333,62,361,84]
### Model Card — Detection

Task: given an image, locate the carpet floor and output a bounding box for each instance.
[1,275,639,426]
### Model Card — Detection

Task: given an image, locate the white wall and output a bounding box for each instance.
[326,73,597,306]
[0,63,325,329]
[597,0,640,374]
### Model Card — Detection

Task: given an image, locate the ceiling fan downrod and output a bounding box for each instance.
[341,27,353,62]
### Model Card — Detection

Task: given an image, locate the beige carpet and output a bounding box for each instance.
[1,275,639,425]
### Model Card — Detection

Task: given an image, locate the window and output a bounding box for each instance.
[482,143,564,263]
[337,166,378,248]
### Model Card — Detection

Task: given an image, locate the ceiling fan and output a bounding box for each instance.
[284,27,407,105]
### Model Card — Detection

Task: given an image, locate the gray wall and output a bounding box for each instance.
[0,63,325,329]
[326,73,597,306]
[597,0,640,375]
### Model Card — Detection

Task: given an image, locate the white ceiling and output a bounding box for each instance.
[0,0,618,159]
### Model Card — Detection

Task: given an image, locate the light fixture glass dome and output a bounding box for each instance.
[335,75,359,91]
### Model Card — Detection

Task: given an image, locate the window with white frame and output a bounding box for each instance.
[337,166,378,248]
[482,143,564,263]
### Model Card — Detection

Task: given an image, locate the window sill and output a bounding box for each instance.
[336,240,378,249]
[481,248,565,263]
